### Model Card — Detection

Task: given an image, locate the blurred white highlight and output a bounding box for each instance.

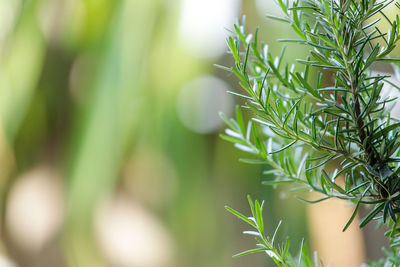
[178,0,241,58]
[374,70,400,117]
[6,167,64,253]
[0,256,17,267]
[177,76,233,134]
[0,0,19,49]
[95,196,174,267]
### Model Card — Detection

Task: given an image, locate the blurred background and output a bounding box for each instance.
[0,0,398,266]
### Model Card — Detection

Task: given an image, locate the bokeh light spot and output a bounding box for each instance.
[177,76,233,134]
[95,195,174,267]
[6,167,64,254]
[178,0,241,58]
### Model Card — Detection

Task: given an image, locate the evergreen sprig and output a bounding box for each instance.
[220,0,400,264]
[225,196,322,267]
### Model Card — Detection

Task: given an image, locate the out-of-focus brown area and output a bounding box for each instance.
[307,197,366,267]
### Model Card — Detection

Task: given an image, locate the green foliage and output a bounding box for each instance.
[226,196,322,267]
[220,0,400,264]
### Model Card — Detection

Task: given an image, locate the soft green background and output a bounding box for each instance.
[0,0,316,266]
